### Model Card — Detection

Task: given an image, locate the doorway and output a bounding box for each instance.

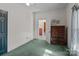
[0,10,8,55]
[38,18,46,40]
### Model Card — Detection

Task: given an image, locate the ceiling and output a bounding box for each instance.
[26,3,68,12]
[0,3,68,12]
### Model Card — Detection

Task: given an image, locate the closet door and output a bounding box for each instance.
[0,10,7,55]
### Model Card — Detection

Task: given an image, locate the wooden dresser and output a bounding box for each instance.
[51,26,67,45]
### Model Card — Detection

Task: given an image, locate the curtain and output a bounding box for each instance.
[71,4,79,55]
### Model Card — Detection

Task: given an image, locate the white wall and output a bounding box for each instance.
[34,8,67,43]
[0,3,33,52]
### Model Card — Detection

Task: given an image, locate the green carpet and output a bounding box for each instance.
[2,39,70,56]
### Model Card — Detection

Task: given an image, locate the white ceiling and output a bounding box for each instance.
[0,3,68,12]
[27,3,68,12]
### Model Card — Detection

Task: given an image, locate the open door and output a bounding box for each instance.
[38,19,46,40]
[0,10,8,55]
